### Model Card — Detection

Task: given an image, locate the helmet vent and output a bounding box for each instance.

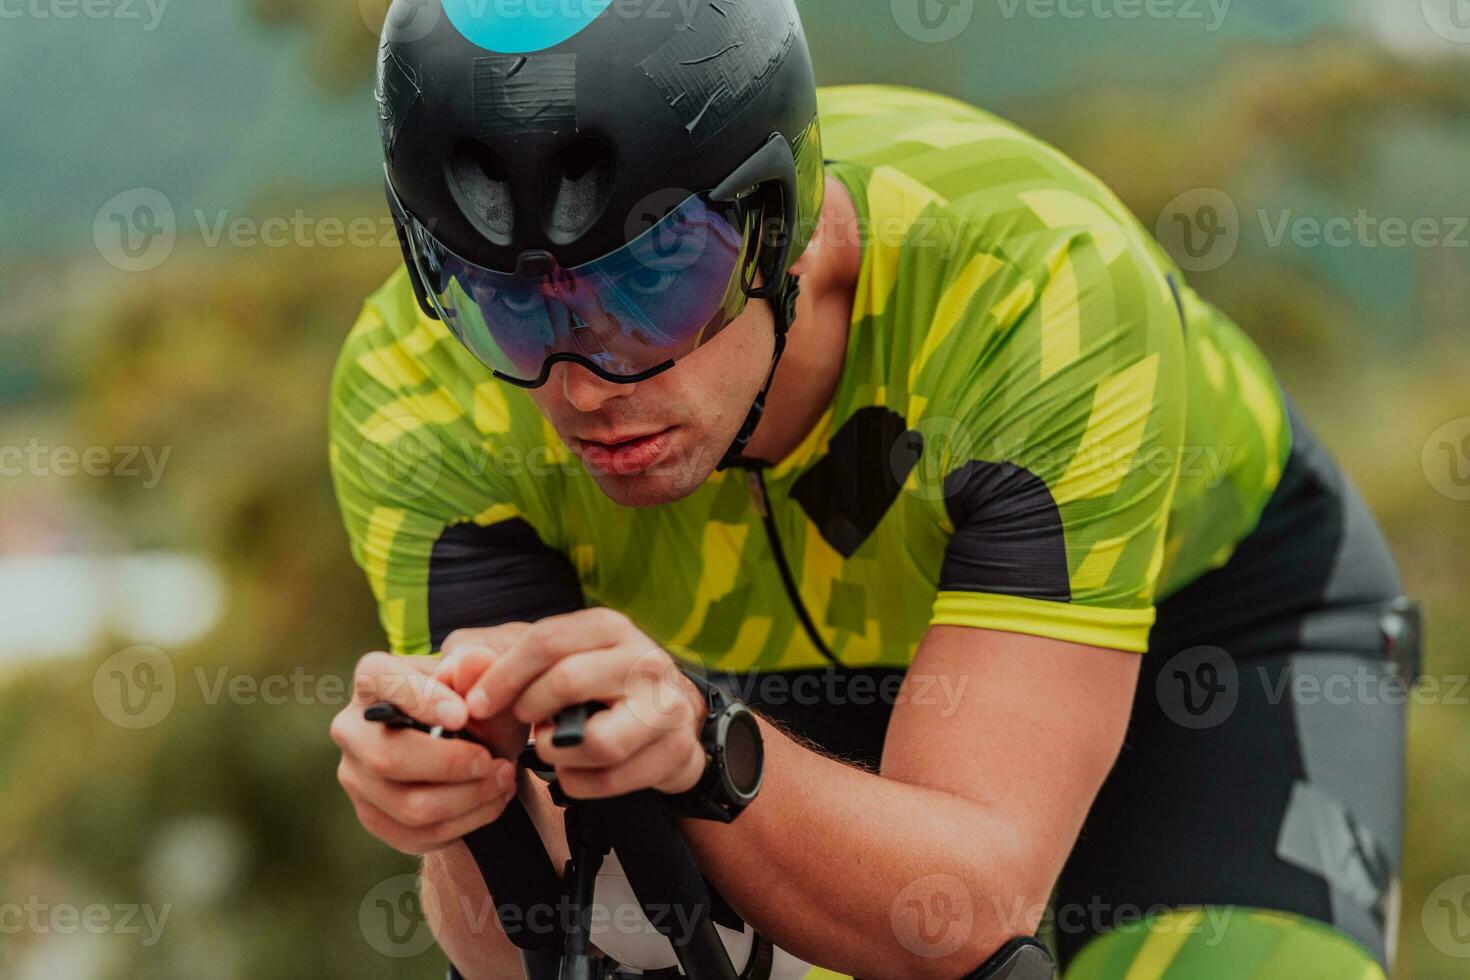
[449,140,515,245]
[544,138,614,245]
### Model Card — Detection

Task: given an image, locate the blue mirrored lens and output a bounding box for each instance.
[403,193,750,386]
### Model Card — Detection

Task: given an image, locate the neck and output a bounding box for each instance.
[742,175,861,466]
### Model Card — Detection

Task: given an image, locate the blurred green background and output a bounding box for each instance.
[1,1,1467,977]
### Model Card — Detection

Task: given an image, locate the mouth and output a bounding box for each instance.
[573,427,676,476]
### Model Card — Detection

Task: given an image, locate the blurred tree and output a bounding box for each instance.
[0,197,442,979]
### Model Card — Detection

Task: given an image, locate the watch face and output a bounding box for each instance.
[722,712,763,797]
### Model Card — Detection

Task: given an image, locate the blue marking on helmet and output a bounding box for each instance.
[442,0,616,54]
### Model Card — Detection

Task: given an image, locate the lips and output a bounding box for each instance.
[574,428,675,476]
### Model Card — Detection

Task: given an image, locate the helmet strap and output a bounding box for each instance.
[717,275,802,472]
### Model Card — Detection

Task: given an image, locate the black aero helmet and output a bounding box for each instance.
[376,0,824,466]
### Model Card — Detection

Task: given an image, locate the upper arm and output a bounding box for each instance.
[328,296,583,654]
[927,224,1188,654]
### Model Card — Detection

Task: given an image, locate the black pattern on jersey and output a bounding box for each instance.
[791,407,922,558]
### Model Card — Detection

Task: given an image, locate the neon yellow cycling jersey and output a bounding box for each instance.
[330,84,1291,667]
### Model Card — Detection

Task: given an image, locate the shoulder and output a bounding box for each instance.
[328,269,566,529]
[822,89,1189,506]
[820,84,1172,278]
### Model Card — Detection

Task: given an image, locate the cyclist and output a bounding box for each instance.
[329,2,1413,977]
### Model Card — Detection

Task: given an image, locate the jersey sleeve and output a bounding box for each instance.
[328,285,583,656]
[926,227,1188,653]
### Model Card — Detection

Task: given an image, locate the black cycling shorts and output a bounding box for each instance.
[1054,402,1412,968]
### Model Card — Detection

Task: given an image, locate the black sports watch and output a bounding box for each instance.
[668,671,765,823]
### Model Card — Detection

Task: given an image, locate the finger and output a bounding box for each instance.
[341,755,516,827]
[468,609,634,720]
[434,645,498,695]
[352,791,517,856]
[338,711,514,782]
[533,697,670,771]
[512,647,644,727]
[416,795,524,851]
[555,732,704,801]
[440,623,536,661]
[352,651,467,730]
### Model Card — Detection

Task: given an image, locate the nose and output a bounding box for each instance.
[557,361,633,414]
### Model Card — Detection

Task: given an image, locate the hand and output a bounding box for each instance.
[440,609,709,802]
[331,651,520,855]
[435,622,540,761]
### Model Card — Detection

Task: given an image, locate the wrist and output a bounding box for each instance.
[666,671,765,822]
[666,673,712,795]
[682,671,711,735]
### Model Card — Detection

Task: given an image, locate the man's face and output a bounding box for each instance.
[527,297,776,507]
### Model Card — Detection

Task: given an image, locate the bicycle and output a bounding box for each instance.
[367,702,1055,980]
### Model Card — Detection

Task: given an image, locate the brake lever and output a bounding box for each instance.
[364,702,486,743]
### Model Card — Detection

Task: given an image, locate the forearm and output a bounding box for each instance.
[681,721,1050,979]
[422,775,571,980]
[421,842,524,980]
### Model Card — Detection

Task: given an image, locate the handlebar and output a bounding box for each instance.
[366,701,1054,980]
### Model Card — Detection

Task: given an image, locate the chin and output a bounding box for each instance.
[589,456,717,508]
[591,473,686,508]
